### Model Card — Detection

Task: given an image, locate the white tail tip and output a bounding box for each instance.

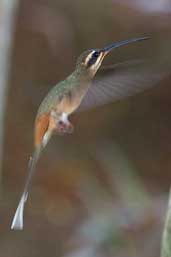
[11,192,28,230]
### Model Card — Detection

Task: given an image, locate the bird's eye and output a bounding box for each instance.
[87,51,100,67]
[92,51,99,58]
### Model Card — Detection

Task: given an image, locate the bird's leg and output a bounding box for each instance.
[51,110,74,135]
[58,112,74,134]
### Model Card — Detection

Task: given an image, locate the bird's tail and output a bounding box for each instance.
[11,146,42,230]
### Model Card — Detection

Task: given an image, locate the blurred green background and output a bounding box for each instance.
[1,0,171,256]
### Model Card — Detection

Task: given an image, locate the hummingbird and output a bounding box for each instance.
[11,36,167,230]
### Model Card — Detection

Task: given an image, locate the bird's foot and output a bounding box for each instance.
[51,111,74,135]
[56,120,74,135]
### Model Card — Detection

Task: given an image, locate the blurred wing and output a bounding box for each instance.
[77,59,169,112]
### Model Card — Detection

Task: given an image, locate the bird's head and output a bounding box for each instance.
[76,36,149,77]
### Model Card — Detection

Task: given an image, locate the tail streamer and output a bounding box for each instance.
[11,147,41,230]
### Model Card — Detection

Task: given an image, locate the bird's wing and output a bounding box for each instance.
[77,59,170,112]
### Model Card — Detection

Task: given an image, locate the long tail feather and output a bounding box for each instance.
[11,147,41,230]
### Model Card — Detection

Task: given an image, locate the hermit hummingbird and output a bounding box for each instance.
[11,36,168,230]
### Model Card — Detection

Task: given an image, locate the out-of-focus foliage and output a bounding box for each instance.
[1,0,171,257]
[161,189,171,257]
[113,0,171,14]
[0,0,19,180]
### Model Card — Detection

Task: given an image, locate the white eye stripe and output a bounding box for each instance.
[89,52,104,70]
[85,50,95,65]
[85,51,104,68]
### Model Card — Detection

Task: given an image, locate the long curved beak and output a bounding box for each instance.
[102,36,150,55]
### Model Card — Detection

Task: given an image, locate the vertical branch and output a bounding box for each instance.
[0,0,19,181]
[161,189,171,257]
